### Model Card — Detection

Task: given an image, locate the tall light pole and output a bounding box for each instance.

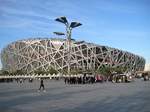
[55,16,82,75]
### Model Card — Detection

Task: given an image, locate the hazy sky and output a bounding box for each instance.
[0,0,150,69]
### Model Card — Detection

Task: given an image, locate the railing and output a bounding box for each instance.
[0,74,60,79]
[0,73,90,79]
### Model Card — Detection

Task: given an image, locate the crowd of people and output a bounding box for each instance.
[64,74,106,84]
[0,78,33,83]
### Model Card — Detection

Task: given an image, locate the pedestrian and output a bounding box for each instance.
[38,79,46,92]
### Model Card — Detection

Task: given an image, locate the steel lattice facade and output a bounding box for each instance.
[1,38,145,73]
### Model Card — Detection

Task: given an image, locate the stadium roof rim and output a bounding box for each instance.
[1,37,145,60]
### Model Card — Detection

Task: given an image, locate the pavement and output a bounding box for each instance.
[0,79,150,112]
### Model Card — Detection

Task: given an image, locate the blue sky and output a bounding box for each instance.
[0,0,150,69]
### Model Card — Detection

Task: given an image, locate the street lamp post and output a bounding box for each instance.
[55,16,82,75]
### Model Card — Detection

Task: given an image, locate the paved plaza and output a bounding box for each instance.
[0,79,150,112]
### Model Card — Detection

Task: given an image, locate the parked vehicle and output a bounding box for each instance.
[109,73,133,83]
[142,73,150,81]
[95,74,106,83]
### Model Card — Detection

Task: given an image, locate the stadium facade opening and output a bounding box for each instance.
[1,38,145,74]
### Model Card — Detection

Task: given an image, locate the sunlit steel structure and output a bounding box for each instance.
[1,38,145,74]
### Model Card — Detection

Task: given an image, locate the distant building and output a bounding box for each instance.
[1,38,145,74]
[145,64,150,71]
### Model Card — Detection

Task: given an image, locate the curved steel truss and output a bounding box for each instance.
[1,38,145,73]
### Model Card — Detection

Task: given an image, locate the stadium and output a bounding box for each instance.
[1,38,145,74]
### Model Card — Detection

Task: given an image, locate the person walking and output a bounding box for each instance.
[38,79,46,92]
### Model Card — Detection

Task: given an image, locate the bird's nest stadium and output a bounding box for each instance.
[1,38,145,74]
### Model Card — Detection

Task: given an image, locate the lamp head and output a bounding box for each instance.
[55,16,68,25]
[70,22,82,28]
[53,32,65,35]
